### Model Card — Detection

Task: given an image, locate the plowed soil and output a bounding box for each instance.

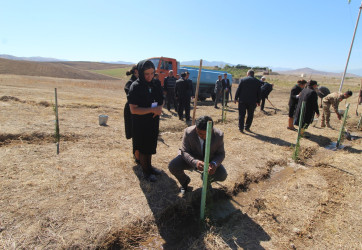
[0,73,361,249]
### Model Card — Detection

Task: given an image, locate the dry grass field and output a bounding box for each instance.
[0,71,361,249]
[0,58,127,80]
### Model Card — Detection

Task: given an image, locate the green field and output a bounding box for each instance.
[92,67,131,79]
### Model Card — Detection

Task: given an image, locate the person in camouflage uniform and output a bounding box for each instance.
[321,90,352,128]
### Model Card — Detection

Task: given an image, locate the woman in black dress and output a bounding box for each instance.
[128,60,164,182]
[287,79,306,131]
[294,80,320,136]
[124,65,139,162]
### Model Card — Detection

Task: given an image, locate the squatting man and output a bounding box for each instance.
[168,116,228,193]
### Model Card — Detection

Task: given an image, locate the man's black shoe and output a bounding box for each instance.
[245,128,251,132]
[180,177,191,194]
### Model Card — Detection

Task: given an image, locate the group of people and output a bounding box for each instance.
[233,70,274,132]
[123,60,226,190]
[163,70,195,121]
[288,79,353,135]
[214,73,232,108]
[123,60,353,193]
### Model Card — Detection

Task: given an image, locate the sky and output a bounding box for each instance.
[1,0,361,73]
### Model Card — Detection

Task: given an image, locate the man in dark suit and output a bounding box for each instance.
[163,70,178,112]
[234,70,261,132]
[168,116,227,193]
[222,73,231,106]
[175,72,194,121]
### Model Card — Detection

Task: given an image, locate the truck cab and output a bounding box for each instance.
[148,57,179,86]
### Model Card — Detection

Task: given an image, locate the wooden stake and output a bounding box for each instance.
[222,90,225,122]
[357,112,362,129]
[55,88,60,155]
[200,121,212,220]
[292,101,305,161]
[356,80,362,115]
[336,103,350,148]
[339,2,362,92]
[192,59,203,125]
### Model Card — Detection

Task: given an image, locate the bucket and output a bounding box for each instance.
[99,115,109,126]
[338,110,345,115]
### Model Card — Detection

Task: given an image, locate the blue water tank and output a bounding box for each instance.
[179,66,232,86]
[178,66,233,100]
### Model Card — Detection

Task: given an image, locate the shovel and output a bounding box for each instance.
[267,99,278,114]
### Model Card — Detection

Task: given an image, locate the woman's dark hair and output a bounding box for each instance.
[137,60,155,83]
[345,90,353,96]
[196,116,213,130]
[297,79,307,85]
[126,64,138,76]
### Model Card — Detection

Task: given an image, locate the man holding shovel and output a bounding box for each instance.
[260,76,274,111]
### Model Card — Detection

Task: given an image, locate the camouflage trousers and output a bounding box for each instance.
[321,102,331,124]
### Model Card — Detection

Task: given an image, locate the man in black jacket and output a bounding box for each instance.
[222,73,231,106]
[260,76,274,111]
[234,70,261,132]
[175,72,194,121]
[163,70,178,112]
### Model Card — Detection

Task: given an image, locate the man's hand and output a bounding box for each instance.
[152,105,163,118]
[337,113,342,120]
[208,162,217,175]
[196,161,204,171]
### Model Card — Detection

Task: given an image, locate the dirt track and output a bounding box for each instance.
[0,74,361,249]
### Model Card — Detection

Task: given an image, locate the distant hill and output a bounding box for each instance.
[0,54,65,62]
[0,58,124,80]
[54,61,128,71]
[276,67,360,77]
[0,54,134,65]
[102,60,134,65]
[181,60,234,67]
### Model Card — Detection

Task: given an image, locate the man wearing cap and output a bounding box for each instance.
[234,70,262,132]
[260,76,274,111]
[175,72,194,121]
[222,73,231,106]
[320,91,353,128]
[214,75,223,108]
[163,70,178,112]
[168,116,227,193]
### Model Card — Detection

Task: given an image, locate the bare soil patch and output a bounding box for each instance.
[0,132,80,147]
